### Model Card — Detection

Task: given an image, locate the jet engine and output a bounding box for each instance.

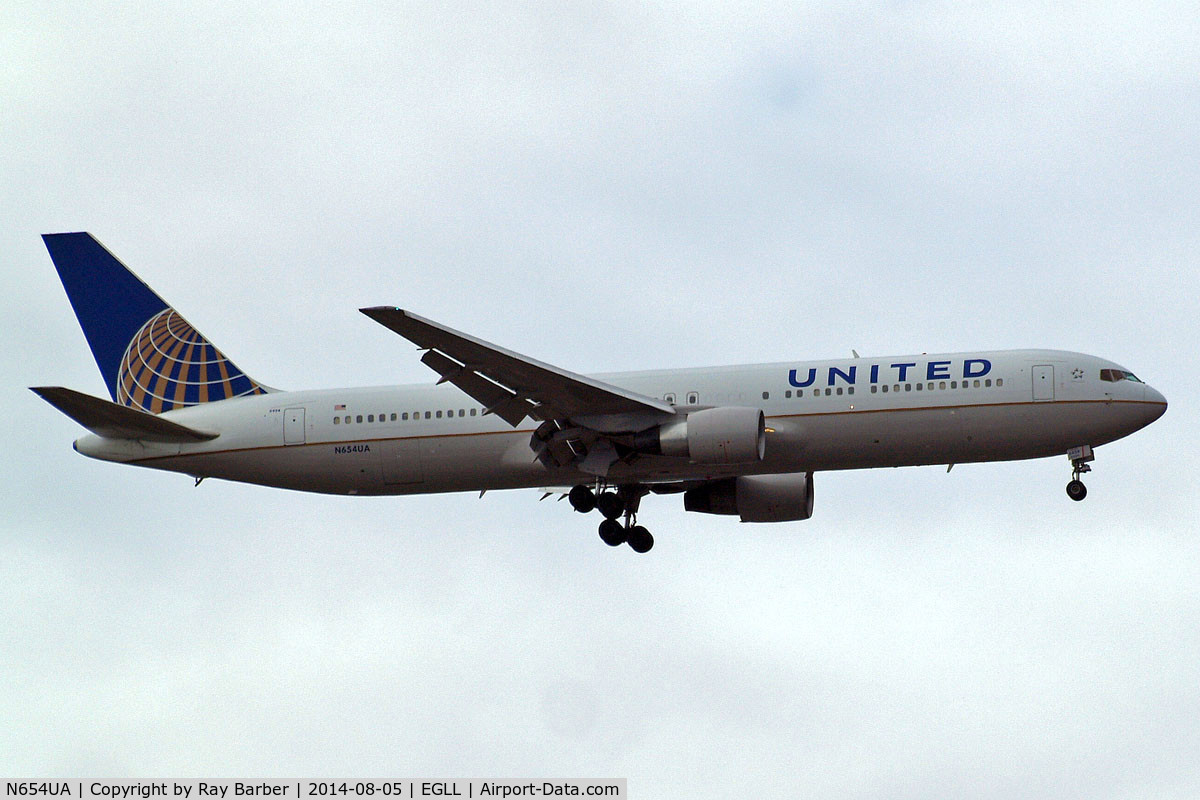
[634,406,765,464]
[683,473,814,522]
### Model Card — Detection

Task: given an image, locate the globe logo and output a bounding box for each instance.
[116,308,263,414]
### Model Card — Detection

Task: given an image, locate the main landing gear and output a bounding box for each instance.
[1066,445,1094,501]
[569,484,654,553]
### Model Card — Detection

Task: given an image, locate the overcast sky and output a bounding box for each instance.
[3,2,1199,796]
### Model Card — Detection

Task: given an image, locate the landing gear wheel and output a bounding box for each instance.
[568,485,596,513]
[626,525,654,553]
[596,491,624,520]
[1066,446,1094,502]
[598,519,626,547]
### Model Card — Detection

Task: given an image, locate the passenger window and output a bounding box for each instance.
[881,385,889,393]
[687,392,699,405]
[664,393,676,404]
[470,408,477,416]
[424,411,431,419]
[333,417,340,424]
[356,415,363,423]
[974,380,981,388]
[950,381,957,389]
[848,387,854,395]
[894,385,900,393]
[785,390,792,398]
[997,378,1004,387]
[985,379,992,387]
[762,391,770,400]
[402,413,408,421]
[836,387,843,396]
[435,411,442,418]
[871,386,878,394]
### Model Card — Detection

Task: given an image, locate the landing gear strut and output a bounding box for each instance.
[1066,445,1094,502]
[569,484,654,553]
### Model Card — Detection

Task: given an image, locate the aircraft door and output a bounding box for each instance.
[1032,366,1054,401]
[381,438,424,485]
[284,407,306,444]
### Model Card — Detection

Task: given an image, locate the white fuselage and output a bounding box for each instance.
[73,349,1167,496]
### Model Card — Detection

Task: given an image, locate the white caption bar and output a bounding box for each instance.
[4,782,627,800]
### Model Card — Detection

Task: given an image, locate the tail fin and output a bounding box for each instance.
[42,232,269,414]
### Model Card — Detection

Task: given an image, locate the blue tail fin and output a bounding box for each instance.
[42,232,268,414]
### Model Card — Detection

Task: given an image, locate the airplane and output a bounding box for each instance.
[33,232,1167,553]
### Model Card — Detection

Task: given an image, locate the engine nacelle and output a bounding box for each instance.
[683,473,814,522]
[638,406,766,464]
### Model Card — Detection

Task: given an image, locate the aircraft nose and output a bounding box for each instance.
[1143,384,1168,423]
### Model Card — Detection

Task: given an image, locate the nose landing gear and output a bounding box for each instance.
[1066,445,1094,501]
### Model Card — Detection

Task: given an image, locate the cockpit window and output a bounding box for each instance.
[1100,368,1143,383]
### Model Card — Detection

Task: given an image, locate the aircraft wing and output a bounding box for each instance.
[360,307,675,427]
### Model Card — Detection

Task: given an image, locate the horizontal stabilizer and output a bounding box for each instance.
[30,386,219,442]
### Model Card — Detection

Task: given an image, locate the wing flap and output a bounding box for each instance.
[419,349,535,426]
[360,306,675,425]
[31,386,219,442]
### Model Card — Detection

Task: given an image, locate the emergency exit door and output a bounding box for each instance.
[1032,365,1054,401]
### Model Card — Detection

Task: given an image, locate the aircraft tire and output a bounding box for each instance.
[1066,479,1087,501]
[627,525,654,553]
[569,485,596,513]
[598,519,626,547]
[596,491,624,520]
